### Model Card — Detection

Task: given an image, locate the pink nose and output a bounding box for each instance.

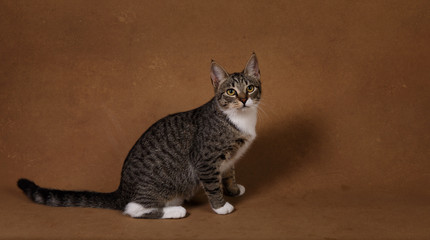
[239,98,247,104]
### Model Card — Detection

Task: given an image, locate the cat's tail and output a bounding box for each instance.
[17,178,122,210]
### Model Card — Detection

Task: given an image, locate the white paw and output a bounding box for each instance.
[213,202,234,215]
[162,206,187,219]
[123,202,155,218]
[237,184,245,196]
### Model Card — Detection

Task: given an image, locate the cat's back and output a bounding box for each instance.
[128,98,235,163]
[135,100,211,149]
[139,109,195,153]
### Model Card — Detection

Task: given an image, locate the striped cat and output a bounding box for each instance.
[17,53,261,219]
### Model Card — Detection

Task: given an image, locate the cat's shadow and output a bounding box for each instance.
[233,114,324,201]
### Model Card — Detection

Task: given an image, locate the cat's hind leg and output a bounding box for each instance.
[123,202,186,219]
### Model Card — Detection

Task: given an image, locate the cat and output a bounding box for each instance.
[17,53,261,219]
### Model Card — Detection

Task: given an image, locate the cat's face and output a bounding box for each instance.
[211,54,261,111]
[215,73,261,111]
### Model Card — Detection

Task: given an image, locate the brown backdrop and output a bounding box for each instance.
[1,0,429,239]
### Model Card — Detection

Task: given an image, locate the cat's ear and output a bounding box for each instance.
[244,53,260,79]
[210,60,229,89]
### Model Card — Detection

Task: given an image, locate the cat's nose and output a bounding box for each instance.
[239,98,247,104]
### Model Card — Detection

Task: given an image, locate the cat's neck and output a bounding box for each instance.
[221,105,258,138]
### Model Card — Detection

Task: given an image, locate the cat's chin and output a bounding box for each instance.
[238,106,252,111]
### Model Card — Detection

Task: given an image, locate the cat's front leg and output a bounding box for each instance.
[222,166,245,197]
[197,162,234,215]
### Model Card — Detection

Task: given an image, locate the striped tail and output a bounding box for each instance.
[17,178,121,210]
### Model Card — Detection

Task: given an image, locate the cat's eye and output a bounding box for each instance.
[247,85,255,93]
[226,89,236,96]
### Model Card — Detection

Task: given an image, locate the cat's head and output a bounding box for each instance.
[210,53,261,112]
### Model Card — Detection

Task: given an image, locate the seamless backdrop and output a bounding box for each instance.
[1,0,429,239]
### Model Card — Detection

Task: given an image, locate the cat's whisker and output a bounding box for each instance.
[256,104,269,119]
[256,101,281,122]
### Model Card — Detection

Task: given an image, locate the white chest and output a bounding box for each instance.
[220,107,257,173]
[223,107,257,137]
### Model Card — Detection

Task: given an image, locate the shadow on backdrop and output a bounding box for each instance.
[237,114,325,199]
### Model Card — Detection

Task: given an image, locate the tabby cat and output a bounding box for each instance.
[17,53,261,219]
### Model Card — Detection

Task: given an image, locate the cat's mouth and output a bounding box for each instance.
[238,104,254,111]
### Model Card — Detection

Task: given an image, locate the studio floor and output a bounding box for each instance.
[1,1,429,239]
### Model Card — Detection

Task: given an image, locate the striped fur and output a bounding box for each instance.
[17,53,261,219]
